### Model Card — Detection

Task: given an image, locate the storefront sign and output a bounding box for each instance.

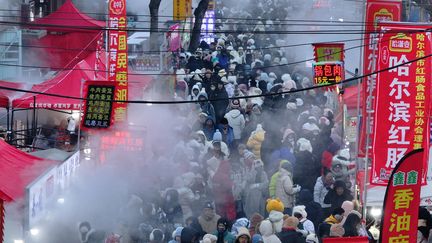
[371,26,431,185]
[99,130,145,162]
[83,82,116,129]
[108,0,128,122]
[359,0,402,157]
[130,55,161,72]
[312,43,344,62]
[313,61,344,89]
[380,149,424,242]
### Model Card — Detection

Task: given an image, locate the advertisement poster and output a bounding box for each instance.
[380,149,424,242]
[312,43,344,62]
[371,25,431,185]
[83,82,116,129]
[359,0,402,157]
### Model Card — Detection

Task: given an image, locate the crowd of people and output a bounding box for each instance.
[75,0,432,242]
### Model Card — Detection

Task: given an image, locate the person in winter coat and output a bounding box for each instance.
[417,206,432,243]
[203,118,217,141]
[331,149,356,187]
[259,219,281,243]
[209,141,236,221]
[209,80,230,124]
[247,124,266,160]
[199,202,222,234]
[181,227,198,243]
[198,89,216,123]
[244,160,269,218]
[275,161,301,215]
[323,180,353,215]
[78,221,106,243]
[169,227,184,243]
[297,190,322,231]
[162,189,184,225]
[277,216,306,243]
[293,205,315,237]
[249,213,264,237]
[235,227,252,243]
[203,234,218,243]
[268,129,296,175]
[293,138,320,192]
[343,213,361,237]
[224,101,246,142]
[321,142,340,173]
[189,84,201,101]
[218,118,235,149]
[214,218,236,243]
[317,207,345,240]
[269,160,290,198]
[313,168,334,219]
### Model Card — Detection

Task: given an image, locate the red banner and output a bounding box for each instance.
[108,0,128,122]
[323,237,368,243]
[380,149,424,242]
[371,25,431,185]
[359,0,402,157]
[312,43,345,62]
[94,32,104,80]
[313,61,344,91]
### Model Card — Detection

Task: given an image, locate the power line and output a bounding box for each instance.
[0,19,408,35]
[0,49,430,105]
[0,29,422,77]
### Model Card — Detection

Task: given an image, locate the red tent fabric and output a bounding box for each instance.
[25,0,104,69]
[343,85,363,110]
[0,140,57,201]
[12,53,99,110]
[0,80,30,108]
[31,0,104,32]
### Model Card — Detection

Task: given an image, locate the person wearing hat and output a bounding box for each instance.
[235,227,251,243]
[246,124,266,160]
[213,218,236,243]
[293,137,320,192]
[217,118,235,149]
[277,216,306,243]
[199,202,222,234]
[198,89,216,123]
[323,180,353,214]
[207,140,236,221]
[224,99,245,144]
[209,78,229,124]
[275,160,301,215]
[169,227,184,243]
[317,207,345,240]
[292,205,315,237]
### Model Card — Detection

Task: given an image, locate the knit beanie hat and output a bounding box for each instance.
[213,129,222,142]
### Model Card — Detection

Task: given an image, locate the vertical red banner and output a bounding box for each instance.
[108,0,128,122]
[359,0,402,157]
[380,149,424,242]
[371,25,431,185]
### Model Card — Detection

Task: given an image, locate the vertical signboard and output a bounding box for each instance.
[173,0,187,21]
[313,61,344,89]
[380,149,424,242]
[83,82,116,129]
[371,26,431,185]
[359,0,402,157]
[108,0,128,122]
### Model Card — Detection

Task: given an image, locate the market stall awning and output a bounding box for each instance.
[24,0,104,69]
[12,54,98,110]
[0,81,30,108]
[0,140,57,202]
[31,0,104,32]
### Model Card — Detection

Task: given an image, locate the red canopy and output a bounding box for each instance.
[0,80,30,108]
[25,0,104,69]
[31,0,104,32]
[343,85,363,110]
[0,140,57,201]
[12,53,98,110]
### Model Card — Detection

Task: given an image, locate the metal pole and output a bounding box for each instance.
[33,96,36,146]
[77,79,84,158]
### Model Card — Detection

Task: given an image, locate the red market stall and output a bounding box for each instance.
[24,0,104,70]
[0,139,57,202]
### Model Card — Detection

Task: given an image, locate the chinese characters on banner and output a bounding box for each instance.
[371,27,431,185]
[83,83,116,129]
[313,62,344,90]
[359,0,402,157]
[380,149,424,243]
[108,0,128,122]
[312,43,344,62]
[99,130,145,163]
[173,0,192,21]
